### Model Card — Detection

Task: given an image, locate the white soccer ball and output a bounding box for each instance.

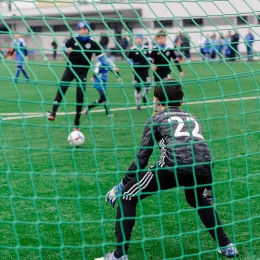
[68,131,85,147]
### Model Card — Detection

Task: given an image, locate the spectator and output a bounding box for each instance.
[245,30,254,61]
[181,33,191,62]
[174,32,183,61]
[7,2,11,11]
[230,31,240,61]
[198,33,207,60]
[0,47,4,58]
[216,34,225,60]
[204,35,212,60]
[99,32,109,50]
[51,39,58,60]
[210,34,218,60]
[223,33,231,60]
[174,32,183,46]
[119,36,129,60]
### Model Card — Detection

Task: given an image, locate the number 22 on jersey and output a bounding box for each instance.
[168,116,204,139]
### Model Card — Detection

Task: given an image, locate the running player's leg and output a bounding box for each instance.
[15,65,21,78]
[114,166,176,258]
[74,69,87,128]
[133,73,142,111]
[140,71,151,104]
[21,64,29,79]
[152,74,162,114]
[100,89,113,116]
[49,68,74,120]
[86,88,112,116]
[87,89,103,111]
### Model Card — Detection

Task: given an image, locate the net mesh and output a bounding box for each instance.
[0,0,260,259]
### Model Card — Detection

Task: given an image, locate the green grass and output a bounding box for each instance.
[0,58,260,260]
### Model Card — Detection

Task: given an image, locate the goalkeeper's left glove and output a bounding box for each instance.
[105,180,125,208]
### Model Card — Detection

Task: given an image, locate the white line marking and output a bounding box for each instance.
[0,96,259,121]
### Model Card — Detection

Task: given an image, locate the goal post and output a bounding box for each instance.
[0,1,259,259]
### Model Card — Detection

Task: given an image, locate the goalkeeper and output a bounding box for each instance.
[47,20,116,130]
[97,79,239,260]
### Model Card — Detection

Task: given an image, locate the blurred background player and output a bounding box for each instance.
[119,36,129,60]
[51,38,58,60]
[245,29,255,62]
[84,57,120,117]
[10,34,29,83]
[126,34,151,111]
[99,32,109,50]
[101,79,239,260]
[150,30,184,115]
[47,21,117,130]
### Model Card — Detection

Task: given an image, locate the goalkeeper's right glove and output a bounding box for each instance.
[105,180,125,208]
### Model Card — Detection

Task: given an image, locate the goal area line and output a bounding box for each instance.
[1,95,258,121]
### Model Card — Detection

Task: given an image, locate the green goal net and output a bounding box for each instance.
[0,0,260,259]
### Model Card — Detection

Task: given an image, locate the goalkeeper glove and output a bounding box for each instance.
[105,180,125,208]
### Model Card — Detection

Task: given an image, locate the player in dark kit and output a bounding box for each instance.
[47,21,115,130]
[127,34,151,110]
[95,79,239,260]
[150,30,184,115]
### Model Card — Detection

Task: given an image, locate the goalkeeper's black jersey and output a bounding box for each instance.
[65,37,102,69]
[127,107,212,174]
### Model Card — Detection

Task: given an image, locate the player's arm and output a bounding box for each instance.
[113,69,121,82]
[126,47,139,65]
[98,54,120,79]
[63,37,74,53]
[123,124,154,183]
[144,47,153,66]
[19,39,28,58]
[91,61,101,82]
[106,120,155,207]
[23,46,28,58]
[10,48,15,56]
[149,48,157,70]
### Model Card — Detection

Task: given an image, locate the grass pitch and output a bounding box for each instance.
[0,58,260,260]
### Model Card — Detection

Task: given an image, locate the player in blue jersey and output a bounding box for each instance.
[95,78,239,260]
[10,34,30,83]
[47,21,118,130]
[83,57,120,117]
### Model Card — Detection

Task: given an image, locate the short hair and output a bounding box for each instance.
[156,29,167,38]
[154,78,184,106]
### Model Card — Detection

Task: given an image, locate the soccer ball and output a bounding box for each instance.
[68,131,85,147]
